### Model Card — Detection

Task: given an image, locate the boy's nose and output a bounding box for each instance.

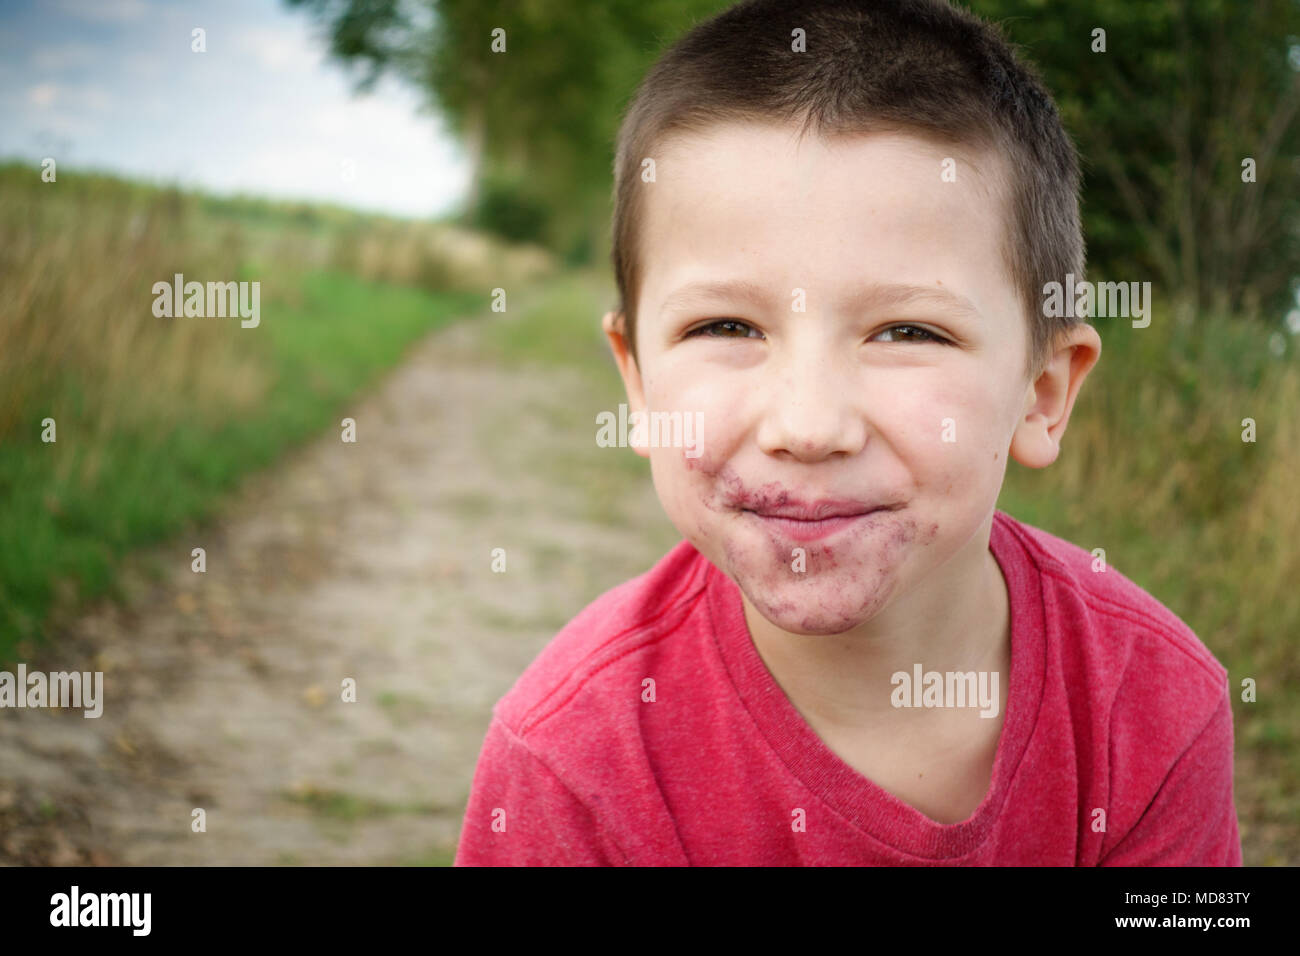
[753,349,867,463]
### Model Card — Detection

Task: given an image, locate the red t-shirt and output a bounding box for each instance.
[454,510,1241,865]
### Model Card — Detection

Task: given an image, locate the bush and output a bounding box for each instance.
[468,170,551,245]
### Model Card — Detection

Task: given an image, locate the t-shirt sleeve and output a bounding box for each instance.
[1099,687,1242,866]
[453,715,625,866]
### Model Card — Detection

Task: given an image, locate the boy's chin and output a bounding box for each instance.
[737,576,897,637]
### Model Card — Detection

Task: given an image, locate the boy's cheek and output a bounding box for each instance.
[650,445,718,512]
[648,457,719,548]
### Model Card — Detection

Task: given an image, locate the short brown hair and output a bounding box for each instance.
[609,0,1085,381]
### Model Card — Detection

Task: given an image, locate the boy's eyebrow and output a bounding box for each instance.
[659,279,771,315]
[843,282,982,321]
[659,279,982,320]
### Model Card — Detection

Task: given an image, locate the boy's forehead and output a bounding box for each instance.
[650,120,1006,214]
[638,121,1013,320]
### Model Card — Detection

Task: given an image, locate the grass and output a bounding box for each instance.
[476,267,619,376]
[0,270,482,661]
[280,785,449,822]
[997,306,1300,703]
[398,845,458,866]
[0,162,522,662]
[474,268,662,529]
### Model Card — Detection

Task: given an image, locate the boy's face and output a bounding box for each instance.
[605,122,1097,635]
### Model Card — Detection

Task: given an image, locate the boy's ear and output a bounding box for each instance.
[1008,323,1102,469]
[602,309,648,413]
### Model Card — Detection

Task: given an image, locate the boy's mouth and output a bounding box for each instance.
[740,497,903,544]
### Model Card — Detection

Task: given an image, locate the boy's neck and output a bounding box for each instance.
[738,516,1011,732]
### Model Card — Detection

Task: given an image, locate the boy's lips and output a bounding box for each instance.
[738,496,904,544]
[743,499,893,521]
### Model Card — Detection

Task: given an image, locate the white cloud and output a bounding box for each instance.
[238,26,321,74]
[31,43,100,71]
[121,54,165,79]
[26,82,112,112]
[310,94,416,137]
[31,112,99,139]
[80,86,113,111]
[28,83,58,106]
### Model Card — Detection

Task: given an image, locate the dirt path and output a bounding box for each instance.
[0,308,676,865]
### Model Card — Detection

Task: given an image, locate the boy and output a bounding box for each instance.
[454,0,1240,865]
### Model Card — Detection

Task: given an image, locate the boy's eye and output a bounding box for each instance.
[872,324,949,344]
[683,319,763,339]
[681,321,950,344]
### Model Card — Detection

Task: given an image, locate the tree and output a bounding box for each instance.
[973,0,1300,322]
[289,0,1300,320]
[287,0,721,259]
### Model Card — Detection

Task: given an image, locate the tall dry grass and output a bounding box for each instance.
[0,171,266,451]
[326,218,553,291]
[1001,310,1298,672]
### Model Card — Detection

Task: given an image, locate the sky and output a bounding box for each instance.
[0,0,472,218]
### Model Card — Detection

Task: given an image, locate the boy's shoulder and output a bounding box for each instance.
[994,510,1229,718]
[491,538,713,742]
